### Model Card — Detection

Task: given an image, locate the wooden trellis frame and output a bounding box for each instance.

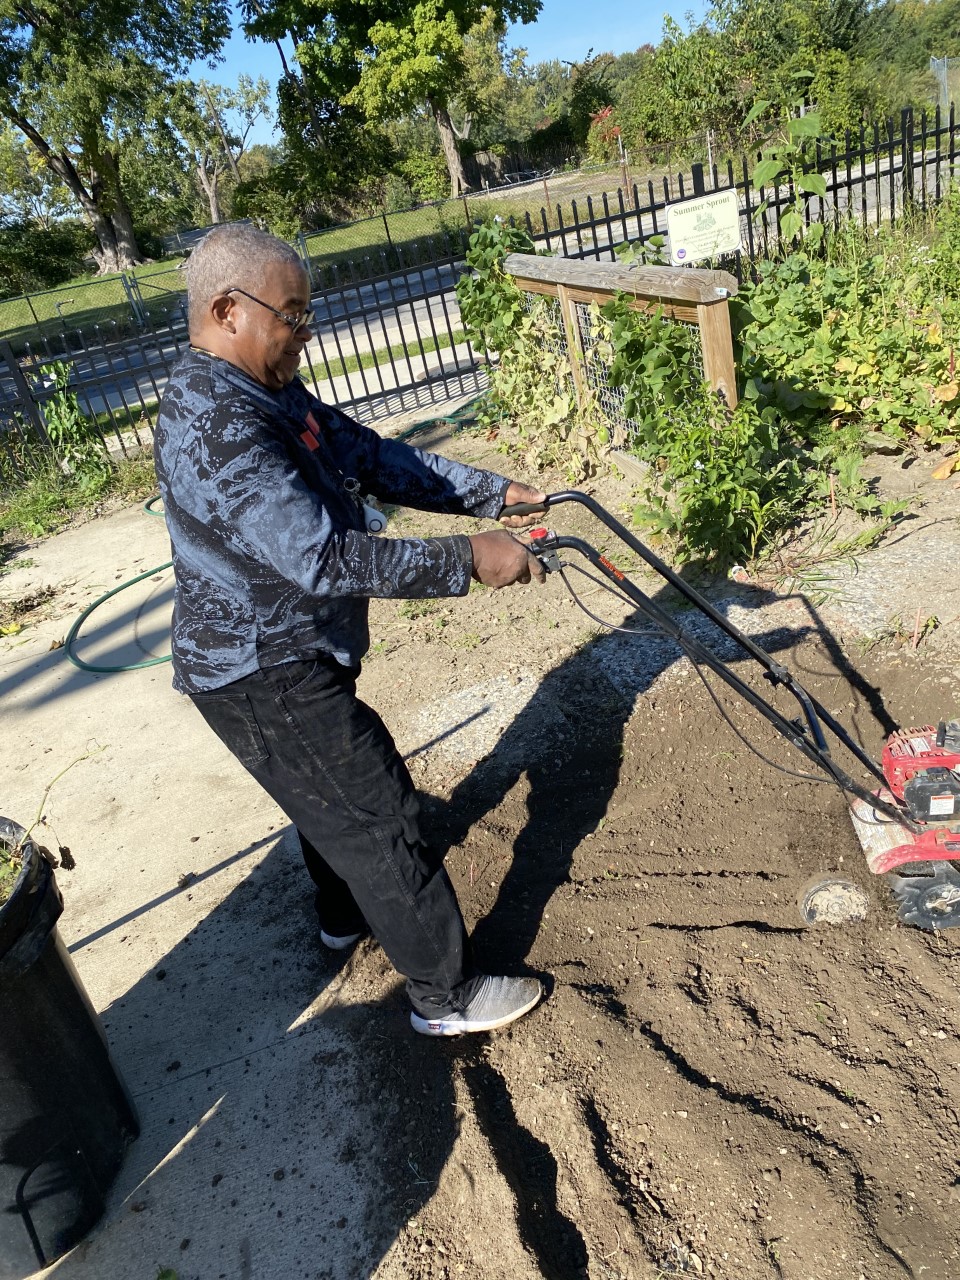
[502,253,740,410]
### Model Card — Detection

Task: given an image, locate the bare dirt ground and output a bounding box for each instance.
[4,415,960,1280]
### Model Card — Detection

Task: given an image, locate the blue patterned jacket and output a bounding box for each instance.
[154,350,509,693]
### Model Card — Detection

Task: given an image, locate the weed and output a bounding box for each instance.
[398,598,443,620]
[0,451,156,542]
[449,630,482,649]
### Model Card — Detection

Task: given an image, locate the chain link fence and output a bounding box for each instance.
[930,57,960,115]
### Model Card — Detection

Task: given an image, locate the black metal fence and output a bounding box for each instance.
[508,105,960,282]
[1,105,958,491]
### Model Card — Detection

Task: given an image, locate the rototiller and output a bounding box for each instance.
[500,490,960,932]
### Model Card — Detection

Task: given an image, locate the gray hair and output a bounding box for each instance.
[184,224,306,330]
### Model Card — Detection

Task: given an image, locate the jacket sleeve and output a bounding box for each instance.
[315,399,511,518]
[169,401,475,601]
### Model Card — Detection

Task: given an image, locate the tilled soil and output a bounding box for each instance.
[342,422,960,1280]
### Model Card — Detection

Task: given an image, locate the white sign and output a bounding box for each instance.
[665,190,742,266]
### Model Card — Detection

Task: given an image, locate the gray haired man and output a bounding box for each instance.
[154,224,546,1035]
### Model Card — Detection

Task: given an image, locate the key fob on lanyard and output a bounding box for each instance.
[344,476,387,535]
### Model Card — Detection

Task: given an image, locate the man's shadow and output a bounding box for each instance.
[25,834,451,1280]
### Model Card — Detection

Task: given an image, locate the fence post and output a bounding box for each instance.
[0,340,50,448]
[120,275,147,328]
[381,211,394,249]
[902,106,915,207]
[696,299,738,408]
[556,285,587,413]
[691,163,706,197]
[297,233,317,288]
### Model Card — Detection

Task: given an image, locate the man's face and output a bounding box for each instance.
[226,262,313,391]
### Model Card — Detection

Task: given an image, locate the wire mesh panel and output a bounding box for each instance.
[930,57,960,114]
[571,298,704,449]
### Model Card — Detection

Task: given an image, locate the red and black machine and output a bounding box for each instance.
[501,490,960,931]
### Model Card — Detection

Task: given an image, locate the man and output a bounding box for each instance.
[155,224,548,1037]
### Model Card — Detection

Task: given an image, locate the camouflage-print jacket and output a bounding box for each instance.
[154,349,509,693]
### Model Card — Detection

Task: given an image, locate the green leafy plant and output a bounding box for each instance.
[599,293,809,563]
[455,216,536,355]
[745,90,831,249]
[36,361,113,495]
[457,217,610,480]
[732,236,960,452]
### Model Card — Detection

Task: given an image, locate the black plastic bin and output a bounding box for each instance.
[0,819,139,1278]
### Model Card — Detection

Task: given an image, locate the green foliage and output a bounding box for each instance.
[599,295,809,562]
[747,96,830,248]
[0,446,154,540]
[456,216,536,352]
[232,164,303,239]
[482,295,606,480]
[567,52,616,145]
[455,197,960,566]
[733,231,960,452]
[0,0,230,269]
[396,151,449,203]
[36,362,113,495]
[0,221,94,298]
[0,124,73,227]
[456,216,607,479]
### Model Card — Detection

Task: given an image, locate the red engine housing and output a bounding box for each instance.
[881,724,960,799]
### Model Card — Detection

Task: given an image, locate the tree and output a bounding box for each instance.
[0,0,231,271]
[240,0,390,220]
[0,124,72,228]
[168,76,272,225]
[348,0,541,197]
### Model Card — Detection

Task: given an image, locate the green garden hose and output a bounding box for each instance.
[64,395,489,675]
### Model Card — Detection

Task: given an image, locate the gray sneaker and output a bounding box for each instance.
[410,975,542,1037]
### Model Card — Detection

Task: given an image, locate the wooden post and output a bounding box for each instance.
[557,285,587,412]
[697,299,738,408]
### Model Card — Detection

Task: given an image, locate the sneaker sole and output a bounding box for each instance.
[410,983,542,1037]
[320,930,366,951]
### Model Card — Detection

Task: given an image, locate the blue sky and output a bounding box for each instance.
[191,1,712,145]
[506,0,711,64]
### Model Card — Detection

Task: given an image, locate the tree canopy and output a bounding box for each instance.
[0,0,230,269]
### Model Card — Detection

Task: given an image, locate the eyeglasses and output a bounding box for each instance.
[226,287,315,332]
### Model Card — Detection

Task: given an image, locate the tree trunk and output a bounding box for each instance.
[98,149,145,269]
[5,109,144,272]
[429,98,471,197]
[196,161,223,224]
[201,85,241,181]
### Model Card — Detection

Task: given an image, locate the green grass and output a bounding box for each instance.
[303,161,677,281]
[307,327,469,383]
[0,257,186,354]
[0,163,658,351]
[0,451,157,542]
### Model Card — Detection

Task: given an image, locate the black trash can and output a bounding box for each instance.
[0,818,139,1278]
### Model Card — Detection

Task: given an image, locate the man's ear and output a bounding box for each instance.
[210,293,237,333]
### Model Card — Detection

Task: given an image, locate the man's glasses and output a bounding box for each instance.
[226,287,315,332]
